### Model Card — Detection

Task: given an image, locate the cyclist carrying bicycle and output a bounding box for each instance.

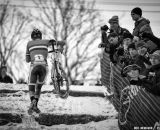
[26,28,65,114]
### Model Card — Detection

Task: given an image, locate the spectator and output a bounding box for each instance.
[131,7,153,38]
[116,32,133,66]
[136,41,151,71]
[141,32,160,51]
[136,40,149,57]
[140,50,160,96]
[131,7,157,52]
[107,32,120,64]
[122,32,134,51]
[127,43,138,64]
[98,25,110,54]
[122,64,141,86]
[108,15,130,44]
[127,42,151,75]
[0,66,13,83]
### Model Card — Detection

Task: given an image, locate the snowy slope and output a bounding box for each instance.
[0,83,119,130]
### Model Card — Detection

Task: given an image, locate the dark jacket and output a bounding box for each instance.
[142,32,160,52]
[141,63,160,96]
[0,75,13,83]
[109,44,120,64]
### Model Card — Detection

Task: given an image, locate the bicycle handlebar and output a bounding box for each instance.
[48,49,63,53]
[48,50,54,53]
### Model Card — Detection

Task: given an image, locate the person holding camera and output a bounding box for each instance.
[108,15,130,44]
[99,16,130,61]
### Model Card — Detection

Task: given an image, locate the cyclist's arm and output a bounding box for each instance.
[26,43,31,63]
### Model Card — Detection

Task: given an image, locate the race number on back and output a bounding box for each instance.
[34,55,44,62]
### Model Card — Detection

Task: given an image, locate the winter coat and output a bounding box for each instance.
[133,17,153,37]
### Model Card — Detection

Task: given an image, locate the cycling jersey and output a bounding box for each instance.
[26,39,50,85]
[26,39,50,64]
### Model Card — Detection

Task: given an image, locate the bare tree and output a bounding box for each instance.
[31,0,102,84]
[0,0,31,81]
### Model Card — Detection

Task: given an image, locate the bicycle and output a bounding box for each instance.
[49,41,69,99]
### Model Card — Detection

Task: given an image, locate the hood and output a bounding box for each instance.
[137,17,150,25]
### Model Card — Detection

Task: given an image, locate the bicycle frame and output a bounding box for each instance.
[50,42,62,85]
[49,41,69,98]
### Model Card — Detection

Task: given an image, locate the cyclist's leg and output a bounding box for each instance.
[34,65,48,112]
[28,65,37,114]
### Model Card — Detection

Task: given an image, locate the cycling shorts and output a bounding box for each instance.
[28,64,48,86]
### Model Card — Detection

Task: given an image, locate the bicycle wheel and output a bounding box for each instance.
[57,68,69,99]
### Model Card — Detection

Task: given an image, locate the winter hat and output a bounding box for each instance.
[123,32,133,40]
[108,15,119,24]
[131,7,142,17]
[122,64,141,76]
[107,32,118,39]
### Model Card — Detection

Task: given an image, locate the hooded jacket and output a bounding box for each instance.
[133,17,153,37]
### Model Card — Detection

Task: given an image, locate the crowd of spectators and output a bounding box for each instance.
[99,7,160,96]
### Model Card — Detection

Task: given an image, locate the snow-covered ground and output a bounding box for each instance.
[0,83,119,130]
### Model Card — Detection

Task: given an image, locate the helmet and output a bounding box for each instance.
[31,28,42,40]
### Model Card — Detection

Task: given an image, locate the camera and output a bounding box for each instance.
[101,25,109,31]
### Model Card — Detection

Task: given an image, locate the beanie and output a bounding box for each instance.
[123,32,133,40]
[131,7,142,17]
[108,15,119,24]
[107,32,118,39]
